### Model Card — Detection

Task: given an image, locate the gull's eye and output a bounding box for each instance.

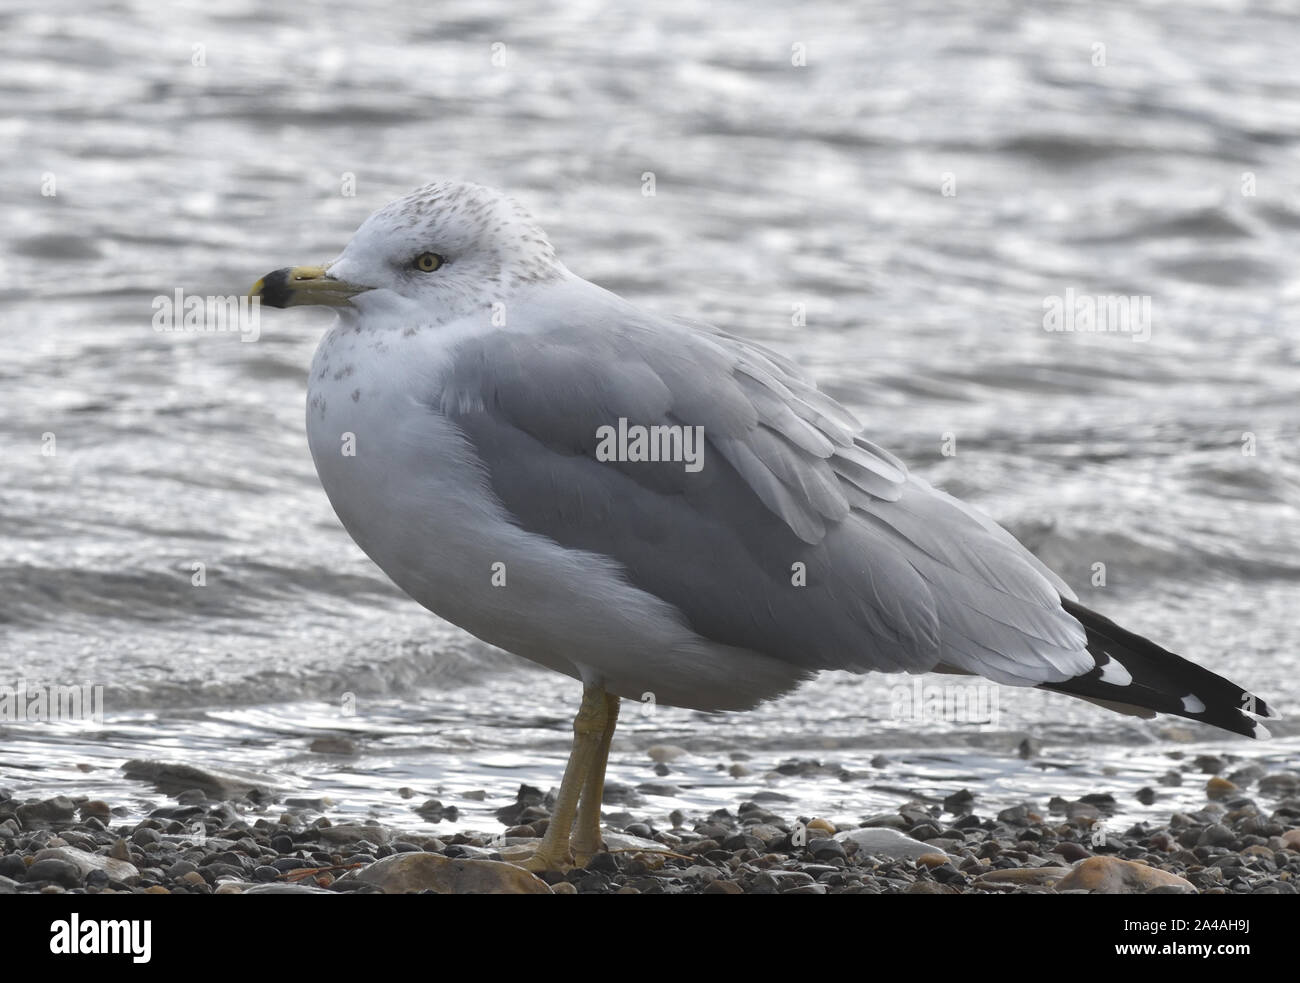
[413,252,445,272]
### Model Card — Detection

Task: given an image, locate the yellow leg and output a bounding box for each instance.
[571,692,620,865]
[522,684,612,872]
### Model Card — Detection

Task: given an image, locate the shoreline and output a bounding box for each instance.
[2,761,1296,895]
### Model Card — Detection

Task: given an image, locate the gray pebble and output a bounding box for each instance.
[1199,824,1235,847]
[808,838,847,861]
[16,796,77,825]
[26,857,81,887]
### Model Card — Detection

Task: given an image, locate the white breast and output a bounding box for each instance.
[303,312,807,712]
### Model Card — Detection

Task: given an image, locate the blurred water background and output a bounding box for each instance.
[1,0,1297,833]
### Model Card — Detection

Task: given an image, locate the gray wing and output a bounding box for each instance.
[436,303,1090,684]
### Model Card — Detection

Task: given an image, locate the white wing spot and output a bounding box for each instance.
[1097,656,1133,686]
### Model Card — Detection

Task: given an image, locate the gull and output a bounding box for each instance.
[250,180,1274,871]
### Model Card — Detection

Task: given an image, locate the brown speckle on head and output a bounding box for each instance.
[351,182,564,301]
[328,179,567,332]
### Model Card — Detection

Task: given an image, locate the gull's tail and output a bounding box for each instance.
[1038,599,1276,739]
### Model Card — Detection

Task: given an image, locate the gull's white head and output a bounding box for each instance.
[250,180,564,324]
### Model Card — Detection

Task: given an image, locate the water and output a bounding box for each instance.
[2,0,1297,836]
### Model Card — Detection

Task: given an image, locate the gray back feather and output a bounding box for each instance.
[434,287,1089,683]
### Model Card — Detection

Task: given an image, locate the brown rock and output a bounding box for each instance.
[309,736,356,755]
[317,823,391,846]
[915,853,950,869]
[1280,829,1300,851]
[906,881,957,894]
[340,852,552,894]
[1055,856,1195,894]
[1206,776,1238,801]
[974,867,1070,887]
[1053,841,1091,863]
[78,800,111,820]
[703,879,744,894]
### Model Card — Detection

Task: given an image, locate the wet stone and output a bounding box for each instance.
[943,790,975,814]
[808,838,846,861]
[1199,824,1236,847]
[16,796,78,826]
[26,857,81,887]
[270,834,294,853]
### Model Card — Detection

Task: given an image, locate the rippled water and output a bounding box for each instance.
[1,0,1298,833]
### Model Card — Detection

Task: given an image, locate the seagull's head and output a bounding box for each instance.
[249,180,564,324]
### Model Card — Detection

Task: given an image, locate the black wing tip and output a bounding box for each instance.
[1048,599,1276,740]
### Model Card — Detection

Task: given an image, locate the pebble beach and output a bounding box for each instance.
[3,755,1296,895]
[4,0,1298,918]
